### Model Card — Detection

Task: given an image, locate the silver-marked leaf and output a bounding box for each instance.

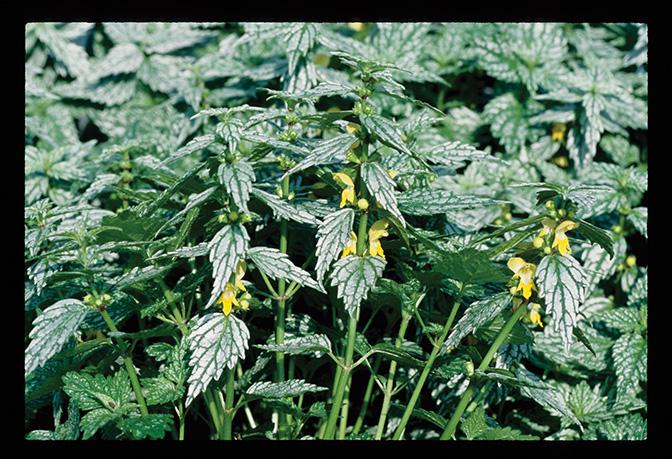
[443,293,512,352]
[206,224,249,308]
[117,414,173,440]
[90,43,144,81]
[330,255,386,316]
[361,114,413,157]
[250,188,319,226]
[246,379,327,399]
[580,238,625,297]
[285,23,317,75]
[397,188,504,216]
[164,134,215,164]
[218,160,255,213]
[612,332,647,400]
[247,246,324,293]
[255,334,332,356]
[628,207,647,239]
[315,208,355,284]
[361,162,405,226]
[283,134,358,177]
[215,118,243,153]
[25,299,89,376]
[422,141,492,167]
[186,313,250,406]
[536,254,587,354]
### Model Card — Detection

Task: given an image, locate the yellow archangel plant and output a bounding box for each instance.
[368,219,389,258]
[333,172,355,208]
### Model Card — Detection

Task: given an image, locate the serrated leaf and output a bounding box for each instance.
[284,134,358,177]
[436,248,509,285]
[250,188,320,226]
[247,246,324,293]
[612,332,647,400]
[315,208,355,283]
[218,160,255,213]
[443,293,512,352]
[256,334,332,356]
[62,369,132,412]
[536,254,587,354]
[330,255,386,316]
[628,207,647,238]
[246,379,327,399]
[25,299,89,376]
[575,219,614,257]
[186,313,250,406]
[80,409,119,440]
[361,161,405,226]
[397,188,504,216]
[164,134,216,164]
[360,114,414,158]
[118,414,173,440]
[206,224,250,308]
[90,43,144,81]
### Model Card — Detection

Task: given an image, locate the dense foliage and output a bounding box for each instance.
[25,22,647,440]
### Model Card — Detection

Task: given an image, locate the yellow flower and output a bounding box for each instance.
[216,283,239,316]
[551,123,566,142]
[368,219,389,258]
[528,303,544,328]
[333,172,355,208]
[341,232,358,258]
[551,220,577,256]
[507,257,537,300]
[234,260,246,292]
[387,169,398,179]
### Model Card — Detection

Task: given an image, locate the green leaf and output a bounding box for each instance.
[118,414,174,440]
[250,188,320,226]
[284,134,358,177]
[80,408,119,440]
[256,334,332,356]
[90,43,144,81]
[443,293,512,351]
[330,255,386,316]
[315,208,355,284]
[580,238,625,296]
[25,299,89,376]
[595,308,642,334]
[62,369,133,413]
[285,23,317,75]
[141,376,182,406]
[536,254,587,353]
[583,414,647,440]
[612,332,647,399]
[435,248,509,285]
[247,246,324,293]
[361,161,405,226]
[422,141,492,167]
[370,342,425,369]
[206,224,250,308]
[218,160,256,213]
[397,188,504,216]
[483,93,530,155]
[575,219,614,257]
[245,379,327,399]
[186,313,250,406]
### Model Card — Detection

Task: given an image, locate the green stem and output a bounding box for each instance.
[338,379,352,439]
[352,357,380,435]
[100,309,149,416]
[375,310,412,439]
[178,401,186,440]
[322,313,358,440]
[392,292,463,440]
[204,388,223,438]
[439,304,527,440]
[274,175,291,438]
[223,369,236,440]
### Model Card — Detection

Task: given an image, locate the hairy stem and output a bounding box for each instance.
[223,368,236,440]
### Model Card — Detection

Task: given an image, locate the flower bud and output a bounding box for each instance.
[357,198,369,210]
[544,247,552,255]
[504,212,513,221]
[240,213,252,223]
[509,286,518,295]
[612,224,622,234]
[239,300,250,310]
[533,237,544,248]
[626,255,637,267]
[464,361,475,377]
[228,211,239,222]
[218,214,229,224]
[558,209,566,217]
[495,219,503,226]
[545,200,555,210]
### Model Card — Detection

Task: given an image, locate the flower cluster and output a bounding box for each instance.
[508,257,544,328]
[216,261,251,316]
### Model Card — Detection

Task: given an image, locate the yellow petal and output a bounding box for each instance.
[339,187,355,208]
[519,280,534,300]
[341,232,358,258]
[368,219,389,242]
[333,172,354,188]
[507,257,526,275]
[369,239,385,258]
[529,303,543,328]
[552,233,571,256]
[555,220,577,234]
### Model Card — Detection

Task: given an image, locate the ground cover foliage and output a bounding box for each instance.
[25,22,647,440]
